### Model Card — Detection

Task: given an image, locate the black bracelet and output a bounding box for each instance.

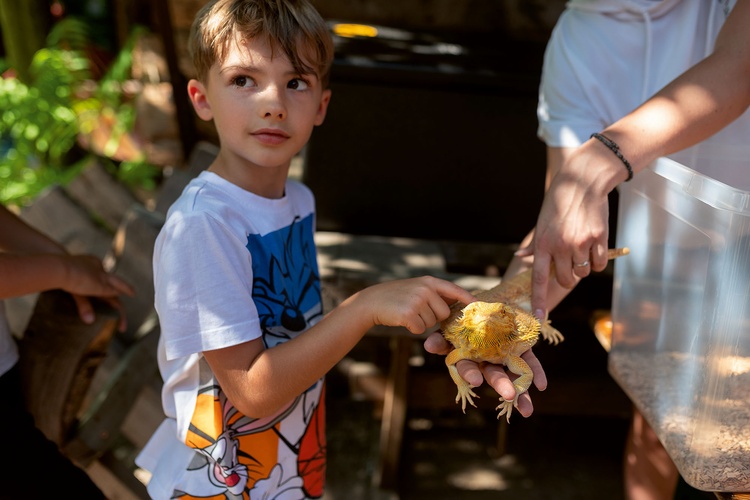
[590,132,634,182]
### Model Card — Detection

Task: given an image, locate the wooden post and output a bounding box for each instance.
[374,335,412,491]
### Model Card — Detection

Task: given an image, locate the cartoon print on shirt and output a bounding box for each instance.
[177,214,325,499]
[251,214,323,350]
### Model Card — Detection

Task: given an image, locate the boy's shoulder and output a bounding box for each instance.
[167,171,229,218]
[285,178,315,201]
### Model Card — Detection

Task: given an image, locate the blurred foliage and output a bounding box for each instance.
[0,16,160,207]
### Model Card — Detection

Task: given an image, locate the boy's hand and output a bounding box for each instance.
[423,331,547,418]
[358,276,476,334]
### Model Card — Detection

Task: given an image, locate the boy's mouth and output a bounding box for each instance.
[252,128,290,145]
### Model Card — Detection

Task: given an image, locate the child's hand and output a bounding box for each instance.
[356,276,475,334]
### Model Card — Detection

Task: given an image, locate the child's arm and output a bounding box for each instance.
[203,276,476,419]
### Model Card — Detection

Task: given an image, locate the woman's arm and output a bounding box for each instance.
[0,204,134,327]
[0,205,66,254]
[0,253,133,300]
[528,0,750,319]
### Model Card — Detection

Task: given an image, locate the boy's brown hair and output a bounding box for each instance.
[188,0,334,87]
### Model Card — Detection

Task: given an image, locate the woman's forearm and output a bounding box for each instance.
[595,0,750,192]
[0,205,66,254]
[0,253,70,299]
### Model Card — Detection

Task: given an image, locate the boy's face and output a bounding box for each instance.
[188,35,331,176]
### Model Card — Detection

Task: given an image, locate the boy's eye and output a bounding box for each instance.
[232,75,254,88]
[288,78,310,91]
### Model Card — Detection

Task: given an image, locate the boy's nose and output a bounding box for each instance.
[259,87,287,120]
[264,110,285,119]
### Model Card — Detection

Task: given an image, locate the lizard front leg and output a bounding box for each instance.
[495,354,534,423]
[540,321,564,345]
[445,349,479,413]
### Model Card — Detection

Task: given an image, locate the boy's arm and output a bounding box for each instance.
[203,276,475,419]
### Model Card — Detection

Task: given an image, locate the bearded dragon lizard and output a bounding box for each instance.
[440,247,629,422]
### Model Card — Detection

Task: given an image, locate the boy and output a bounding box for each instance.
[134,1,476,498]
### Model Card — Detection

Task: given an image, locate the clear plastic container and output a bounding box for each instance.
[609,156,750,492]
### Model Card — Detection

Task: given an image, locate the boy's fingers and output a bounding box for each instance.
[435,280,475,306]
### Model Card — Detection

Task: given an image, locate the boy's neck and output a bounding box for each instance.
[208,152,290,199]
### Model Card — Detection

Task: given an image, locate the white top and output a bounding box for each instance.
[538,0,750,189]
[136,171,326,499]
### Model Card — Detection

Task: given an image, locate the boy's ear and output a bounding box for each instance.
[187,79,213,121]
[314,89,332,126]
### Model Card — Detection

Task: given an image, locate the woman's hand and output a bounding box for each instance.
[423,330,546,418]
[519,138,622,320]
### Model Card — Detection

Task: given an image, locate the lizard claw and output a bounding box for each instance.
[540,321,564,345]
[455,384,479,413]
[495,397,518,423]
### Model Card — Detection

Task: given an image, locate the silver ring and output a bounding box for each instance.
[575,260,590,268]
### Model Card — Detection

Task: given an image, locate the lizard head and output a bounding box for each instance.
[456,301,519,348]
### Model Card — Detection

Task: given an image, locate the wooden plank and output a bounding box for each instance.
[19,185,113,258]
[86,460,145,500]
[107,204,164,343]
[66,327,160,463]
[121,383,164,451]
[65,159,140,233]
[18,290,119,445]
[154,140,218,214]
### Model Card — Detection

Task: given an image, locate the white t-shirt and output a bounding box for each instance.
[538,0,750,189]
[136,171,326,499]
